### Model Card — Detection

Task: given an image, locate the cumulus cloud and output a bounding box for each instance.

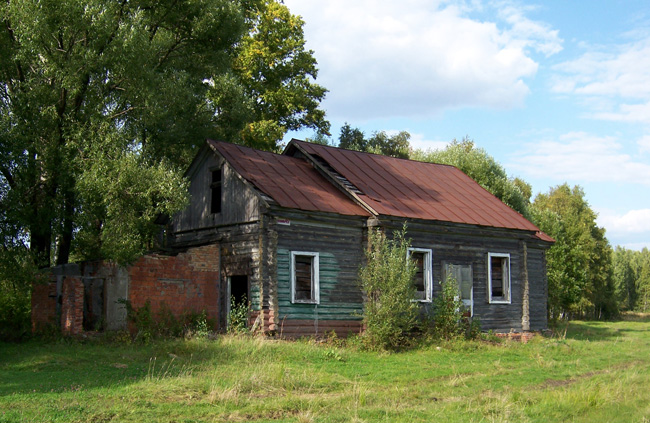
[598,209,650,234]
[639,135,650,153]
[510,132,650,185]
[284,0,562,120]
[552,37,650,123]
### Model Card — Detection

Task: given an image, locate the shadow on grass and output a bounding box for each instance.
[0,337,227,396]
[560,321,621,341]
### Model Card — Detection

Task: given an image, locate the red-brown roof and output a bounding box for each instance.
[291,140,550,238]
[208,140,369,217]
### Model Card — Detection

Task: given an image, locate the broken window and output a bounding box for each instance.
[444,263,473,315]
[210,168,221,214]
[291,252,319,304]
[408,248,432,302]
[488,253,511,303]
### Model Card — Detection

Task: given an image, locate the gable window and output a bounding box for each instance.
[408,248,432,302]
[444,263,473,315]
[488,253,511,304]
[210,168,221,214]
[291,252,319,304]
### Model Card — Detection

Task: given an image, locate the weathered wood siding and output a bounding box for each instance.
[527,247,548,330]
[386,220,550,332]
[273,211,366,336]
[172,152,260,234]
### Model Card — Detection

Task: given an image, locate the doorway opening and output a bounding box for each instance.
[227,275,249,330]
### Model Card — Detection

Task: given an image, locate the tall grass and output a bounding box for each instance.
[1,320,650,422]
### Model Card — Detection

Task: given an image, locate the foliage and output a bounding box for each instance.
[0,0,330,271]
[338,123,411,158]
[359,226,420,351]
[214,0,330,151]
[613,247,650,312]
[228,294,249,334]
[532,184,618,321]
[120,299,213,342]
[412,137,532,217]
[3,320,650,422]
[431,274,466,340]
[0,247,36,341]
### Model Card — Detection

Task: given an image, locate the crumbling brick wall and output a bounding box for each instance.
[31,244,221,334]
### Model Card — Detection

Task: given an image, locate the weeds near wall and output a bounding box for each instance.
[227,295,248,334]
[119,299,213,342]
[431,275,481,340]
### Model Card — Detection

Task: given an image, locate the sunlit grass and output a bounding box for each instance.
[1,320,650,422]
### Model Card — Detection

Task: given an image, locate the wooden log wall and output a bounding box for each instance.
[272,209,367,336]
[383,219,551,332]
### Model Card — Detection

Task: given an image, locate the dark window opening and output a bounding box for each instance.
[211,169,221,214]
[412,252,426,300]
[294,255,314,301]
[491,256,504,297]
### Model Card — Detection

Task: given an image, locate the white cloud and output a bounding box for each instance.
[510,132,650,185]
[598,209,650,234]
[552,38,650,123]
[284,0,562,120]
[406,132,450,151]
[638,135,650,153]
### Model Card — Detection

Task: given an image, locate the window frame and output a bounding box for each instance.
[487,252,511,304]
[408,247,433,303]
[290,251,320,304]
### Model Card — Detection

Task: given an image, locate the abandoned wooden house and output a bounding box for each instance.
[32,139,553,337]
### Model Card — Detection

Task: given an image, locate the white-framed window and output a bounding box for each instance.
[408,248,433,302]
[488,252,511,304]
[291,252,319,304]
[444,263,473,316]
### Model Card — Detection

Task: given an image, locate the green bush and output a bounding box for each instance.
[431,274,481,340]
[120,299,214,342]
[228,294,249,334]
[359,226,420,351]
[0,249,38,342]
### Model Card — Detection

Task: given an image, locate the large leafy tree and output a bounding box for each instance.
[1,0,330,270]
[532,184,617,320]
[412,137,532,217]
[211,0,330,151]
[1,0,246,268]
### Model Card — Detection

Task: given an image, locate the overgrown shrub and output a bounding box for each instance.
[431,274,481,340]
[120,299,214,342]
[359,226,419,351]
[0,248,38,341]
[228,294,249,334]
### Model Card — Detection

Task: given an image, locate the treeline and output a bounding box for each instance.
[321,125,643,322]
[614,247,650,312]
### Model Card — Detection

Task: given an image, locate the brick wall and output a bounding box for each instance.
[60,276,84,335]
[31,275,58,331]
[127,244,221,328]
[31,244,222,334]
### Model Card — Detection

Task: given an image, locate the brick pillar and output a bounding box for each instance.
[61,276,84,335]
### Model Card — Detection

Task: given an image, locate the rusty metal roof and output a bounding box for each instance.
[208,140,369,217]
[290,140,551,238]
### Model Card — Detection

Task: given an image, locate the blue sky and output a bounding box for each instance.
[283,0,650,250]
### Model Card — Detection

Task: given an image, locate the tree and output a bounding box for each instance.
[338,123,411,159]
[213,0,330,151]
[532,184,617,321]
[1,0,248,267]
[412,137,532,217]
[338,123,366,151]
[1,0,330,269]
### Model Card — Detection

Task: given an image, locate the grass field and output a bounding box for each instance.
[1,318,650,423]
